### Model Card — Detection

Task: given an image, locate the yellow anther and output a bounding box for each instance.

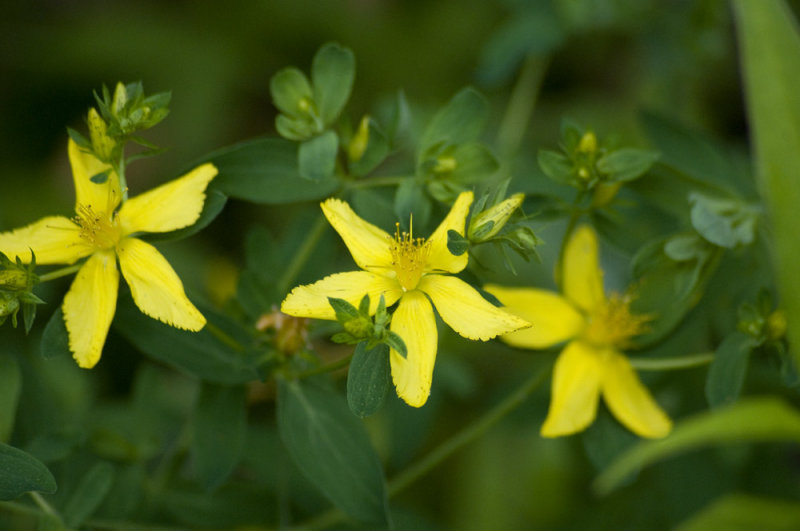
[389,219,430,291]
[581,293,649,348]
[74,204,121,250]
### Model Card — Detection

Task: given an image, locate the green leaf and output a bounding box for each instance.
[597,148,659,183]
[298,130,338,181]
[277,379,389,524]
[113,296,261,385]
[594,397,800,495]
[705,332,756,409]
[448,142,500,184]
[689,193,758,249]
[40,308,70,359]
[537,149,573,185]
[0,442,57,500]
[447,229,469,256]
[200,137,339,204]
[144,189,227,243]
[89,171,109,184]
[734,0,800,369]
[418,87,489,157]
[384,331,407,359]
[312,42,356,126]
[677,494,800,531]
[347,343,390,418]
[62,461,114,527]
[270,67,313,118]
[192,383,247,491]
[328,297,360,322]
[0,356,21,442]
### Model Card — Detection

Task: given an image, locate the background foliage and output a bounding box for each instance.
[2,1,800,530]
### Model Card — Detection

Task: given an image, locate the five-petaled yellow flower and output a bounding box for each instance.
[0,139,218,368]
[281,191,529,407]
[485,225,672,438]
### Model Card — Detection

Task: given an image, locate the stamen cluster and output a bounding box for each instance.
[74,204,120,250]
[389,222,430,291]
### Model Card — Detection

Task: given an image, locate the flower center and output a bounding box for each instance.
[581,293,649,348]
[74,204,121,250]
[389,222,430,291]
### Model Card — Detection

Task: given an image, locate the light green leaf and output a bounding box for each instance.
[192,383,247,491]
[597,148,659,183]
[419,87,489,157]
[689,192,758,249]
[277,379,389,524]
[298,130,338,181]
[201,137,339,204]
[63,461,114,528]
[677,493,800,531]
[594,396,800,495]
[734,0,800,369]
[0,356,21,442]
[705,332,757,409]
[0,442,57,500]
[312,42,356,126]
[347,343,391,418]
[270,67,313,118]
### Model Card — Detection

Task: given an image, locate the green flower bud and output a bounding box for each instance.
[348,115,370,162]
[88,108,116,161]
[468,193,524,241]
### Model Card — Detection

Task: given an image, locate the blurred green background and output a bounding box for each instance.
[3,1,797,529]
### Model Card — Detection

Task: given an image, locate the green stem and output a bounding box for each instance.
[118,148,129,202]
[37,264,82,283]
[343,175,409,190]
[276,214,329,296]
[496,54,550,160]
[295,353,354,380]
[296,360,553,530]
[630,352,714,371]
[204,321,246,352]
[29,492,61,521]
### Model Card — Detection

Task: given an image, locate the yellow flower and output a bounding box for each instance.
[485,225,672,438]
[281,191,529,407]
[0,139,218,368]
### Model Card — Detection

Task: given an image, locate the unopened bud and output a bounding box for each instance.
[468,193,524,241]
[88,108,115,161]
[767,310,787,341]
[578,131,597,153]
[256,307,309,355]
[112,82,128,116]
[591,182,622,207]
[348,116,370,162]
[433,156,457,174]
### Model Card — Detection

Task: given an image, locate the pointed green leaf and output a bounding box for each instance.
[40,308,70,359]
[705,332,757,409]
[347,343,390,418]
[594,397,800,495]
[0,442,57,500]
[312,42,356,125]
[63,461,114,527]
[419,87,489,157]
[597,148,659,183]
[192,383,247,491]
[0,357,21,442]
[298,131,338,181]
[200,137,339,204]
[277,379,388,524]
[734,0,800,368]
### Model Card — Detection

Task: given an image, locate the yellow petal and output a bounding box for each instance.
[62,251,119,368]
[483,284,585,349]
[425,191,473,274]
[119,163,218,235]
[0,216,92,265]
[390,290,438,407]
[320,198,394,272]
[117,238,205,330]
[602,351,672,438]
[68,139,121,213]
[281,271,403,320]
[419,275,529,340]
[562,224,605,313]
[541,340,602,437]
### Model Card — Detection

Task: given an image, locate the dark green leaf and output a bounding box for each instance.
[192,383,247,490]
[312,42,356,126]
[705,332,756,409]
[347,343,391,417]
[537,149,573,184]
[394,179,431,231]
[90,171,109,184]
[277,379,389,524]
[113,296,261,385]
[594,397,800,495]
[40,308,70,359]
[298,131,338,181]
[383,331,407,359]
[447,229,469,256]
[677,494,800,531]
[328,297,360,321]
[63,461,114,527]
[0,442,57,500]
[419,87,489,157]
[200,137,339,204]
[0,356,21,442]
